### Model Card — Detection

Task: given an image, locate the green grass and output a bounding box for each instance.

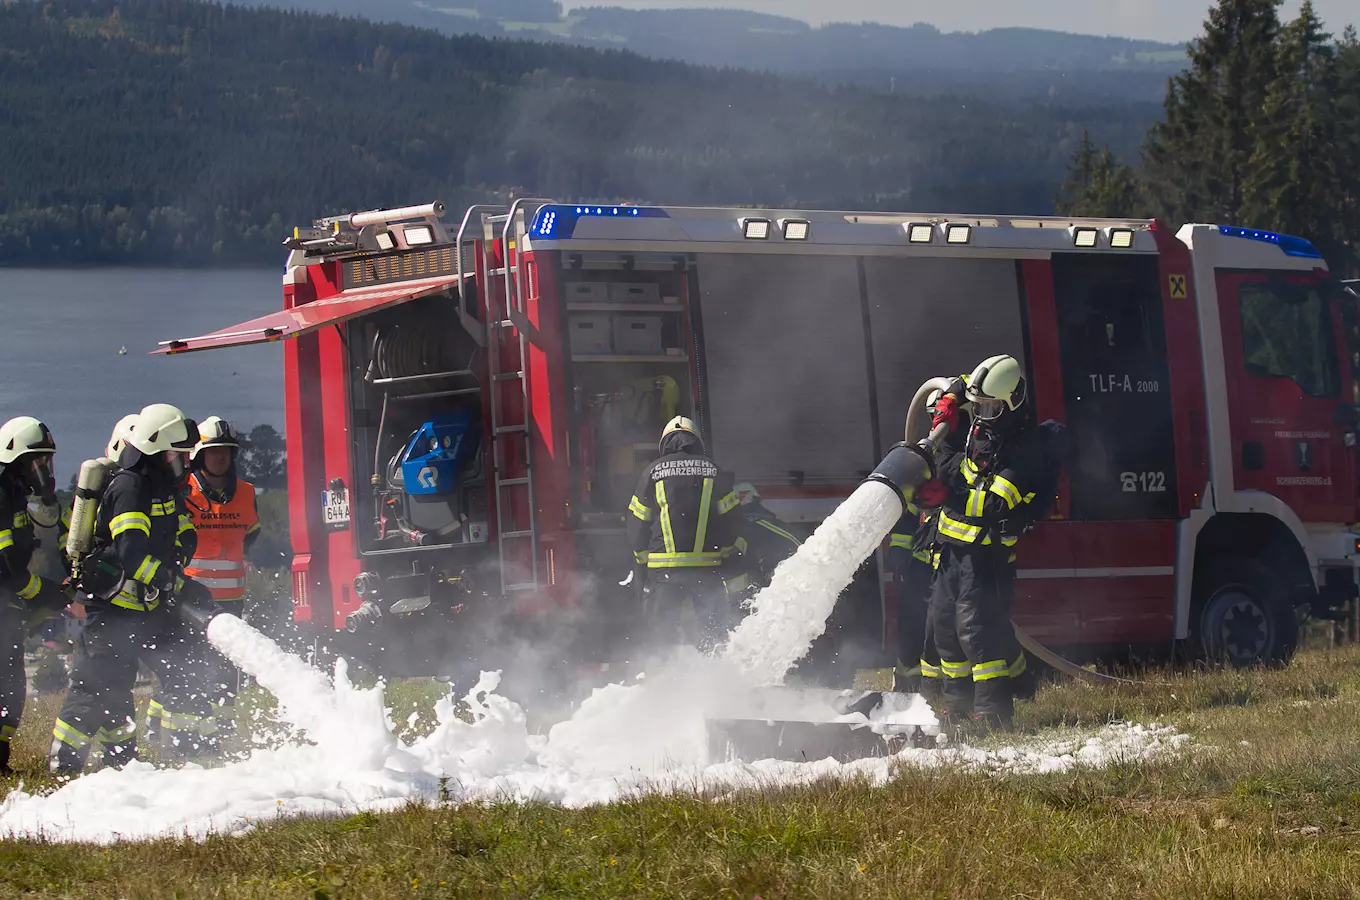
[5,648,1360,896]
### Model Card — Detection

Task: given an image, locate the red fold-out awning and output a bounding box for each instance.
[154,274,461,354]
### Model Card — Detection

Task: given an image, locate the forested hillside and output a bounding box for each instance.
[0,0,1156,265]
[1057,0,1360,273]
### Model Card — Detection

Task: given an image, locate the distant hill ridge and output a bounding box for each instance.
[228,1,1186,72]
[0,0,1161,265]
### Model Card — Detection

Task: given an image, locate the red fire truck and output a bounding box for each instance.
[159,200,1360,677]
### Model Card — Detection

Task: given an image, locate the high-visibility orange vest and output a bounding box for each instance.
[183,474,260,602]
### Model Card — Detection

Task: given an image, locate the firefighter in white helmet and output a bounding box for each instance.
[148,416,260,748]
[625,416,743,652]
[922,355,1066,732]
[50,404,215,773]
[0,417,69,773]
[888,386,971,697]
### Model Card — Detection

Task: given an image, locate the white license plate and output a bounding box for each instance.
[322,490,351,529]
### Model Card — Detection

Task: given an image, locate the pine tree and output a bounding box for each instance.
[1055,130,1144,218]
[1334,26,1360,274]
[1242,2,1343,262]
[1143,0,1282,226]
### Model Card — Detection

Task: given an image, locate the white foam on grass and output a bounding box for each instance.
[723,481,904,686]
[0,617,1192,844]
[0,481,1189,844]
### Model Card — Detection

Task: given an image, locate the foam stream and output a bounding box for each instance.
[724,481,905,685]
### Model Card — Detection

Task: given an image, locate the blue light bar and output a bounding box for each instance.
[1218,225,1322,259]
[530,204,669,240]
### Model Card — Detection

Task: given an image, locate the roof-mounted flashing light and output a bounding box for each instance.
[1218,225,1322,259]
[530,204,668,239]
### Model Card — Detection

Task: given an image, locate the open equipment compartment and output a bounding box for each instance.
[347,291,490,555]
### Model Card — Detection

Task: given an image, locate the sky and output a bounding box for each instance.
[564,1,1360,43]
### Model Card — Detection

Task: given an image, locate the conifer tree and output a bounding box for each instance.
[1055,131,1143,218]
[1143,0,1282,225]
[1333,26,1360,273]
[1242,1,1343,261]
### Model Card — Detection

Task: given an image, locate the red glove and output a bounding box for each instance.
[914,478,948,509]
[931,394,961,433]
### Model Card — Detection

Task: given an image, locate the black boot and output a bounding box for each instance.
[103,737,139,769]
[974,678,1015,734]
[49,740,89,776]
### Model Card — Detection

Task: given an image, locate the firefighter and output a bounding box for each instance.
[625,416,743,653]
[148,417,260,748]
[0,417,69,773]
[50,404,214,774]
[724,483,802,597]
[925,355,1054,732]
[889,388,970,696]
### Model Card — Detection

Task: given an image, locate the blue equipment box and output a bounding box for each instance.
[400,412,479,496]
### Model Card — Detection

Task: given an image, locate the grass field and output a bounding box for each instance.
[4,645,1360,897]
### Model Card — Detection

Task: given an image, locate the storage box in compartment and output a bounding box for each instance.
[608,282,662,305]
[569,314,613,355]
[563,282,610,304]
[612,315,664,354]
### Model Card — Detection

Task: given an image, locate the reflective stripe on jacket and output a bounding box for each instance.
[627,452,740,569]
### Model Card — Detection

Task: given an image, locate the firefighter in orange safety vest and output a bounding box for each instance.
[146,416,260,752]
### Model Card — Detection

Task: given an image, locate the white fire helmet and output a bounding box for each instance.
[191,416,241,461]
[964,355,1026,421]
[0,416,56,466]
[106,414,139,460]
[659,415,702,453]
[733,482,760,506]
[126,404,198,479]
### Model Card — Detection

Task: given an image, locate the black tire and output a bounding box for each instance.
[1193,557,1298,667]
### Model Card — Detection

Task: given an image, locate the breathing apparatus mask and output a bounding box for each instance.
[22,453,58,506]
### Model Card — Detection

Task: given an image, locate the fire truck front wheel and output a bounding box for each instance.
[1193,557,1298,668]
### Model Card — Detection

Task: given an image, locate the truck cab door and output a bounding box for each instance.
[1216,271,1355,523]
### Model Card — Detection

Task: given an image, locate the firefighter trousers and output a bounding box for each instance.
[894,557,934,693]
[930,545,1016,729]
[147,601,245,753]
[643,568,735,654]
[0,599,26,772]
[50,607,208,773]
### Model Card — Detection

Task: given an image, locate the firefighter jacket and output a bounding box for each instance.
[888,512,935,566]
[182,473,260,602]
[627,452,741,570]
[933,421,1048,557]
[888,403,972,568]
[89,466,194,612]
[0,473,64,615]
[729,506,802,589]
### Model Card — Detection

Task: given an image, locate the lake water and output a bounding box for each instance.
[0,268,285,477]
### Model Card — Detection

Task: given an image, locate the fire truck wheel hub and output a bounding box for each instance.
[1217,591,1270,661]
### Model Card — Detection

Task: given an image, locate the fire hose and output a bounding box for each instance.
[871,377,1153,689]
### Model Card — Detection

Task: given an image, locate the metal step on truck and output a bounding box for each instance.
[159,200,1360,685]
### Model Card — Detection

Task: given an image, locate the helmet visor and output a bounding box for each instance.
[165,449,188,480]
[25,455,56,503]
[971,397,1006,421]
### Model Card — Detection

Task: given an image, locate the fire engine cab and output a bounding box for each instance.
[160,200,1360,676]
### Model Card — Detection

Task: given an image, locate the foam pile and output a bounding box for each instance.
[0,617,1191,843]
